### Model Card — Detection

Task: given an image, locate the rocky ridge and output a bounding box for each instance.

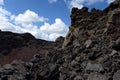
[0,0,120,80]
[0,31,59,65]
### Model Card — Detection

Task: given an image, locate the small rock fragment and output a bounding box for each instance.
[85,40,92,48]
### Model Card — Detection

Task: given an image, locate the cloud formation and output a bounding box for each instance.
[40,18,68,41]
[0,6,68,41]
[40,18,68,34]
[65,0,114,10]
[107,0,115,4]
[14,10,48,25]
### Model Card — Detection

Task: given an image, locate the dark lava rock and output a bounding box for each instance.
[0,0,120,80]
[55,36,64,49]
[113,70,120,80]
[87,72,108,80]
[0,31,55,65]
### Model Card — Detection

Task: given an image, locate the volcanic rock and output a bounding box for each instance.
[0,0,120,80]
[113,70,120,80]
[0,30,55,65]
[87,72,108,80]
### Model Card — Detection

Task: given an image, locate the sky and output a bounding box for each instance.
[0,0,115,41]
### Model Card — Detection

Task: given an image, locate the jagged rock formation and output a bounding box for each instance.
[0,0,120,80]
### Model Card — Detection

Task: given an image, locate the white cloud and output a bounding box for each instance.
[0,7,11,16]
[0,7,68,41]
[69,0,85,9]
[48,0,58,3]
[65,0,106,9]
[35,31,49,40]
[14,10,48,25]
[0,0,4,5]
[40,18,68,41]
[40,18,68,34]
[0,7,19,32]
[107,0,115,4]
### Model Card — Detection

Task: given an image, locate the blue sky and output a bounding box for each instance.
[0,0,115,41]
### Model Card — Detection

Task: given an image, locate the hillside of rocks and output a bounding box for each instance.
[0,0,120,80]
[0,30,64,65]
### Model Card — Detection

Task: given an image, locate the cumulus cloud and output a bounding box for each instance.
[0,7,19,32]
[0,7,68,41]
[14,10,48,25]
[40,18,68,41]
[65,0,106,9]
[40,18,68,34]
[69,0,84,9]
[107,0,115,4]
[48,0,58,3]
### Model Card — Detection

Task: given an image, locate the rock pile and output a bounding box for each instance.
[0,0,120,80]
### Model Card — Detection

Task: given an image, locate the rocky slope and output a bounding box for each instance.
[0,0,120,80]
[0,30,59,65]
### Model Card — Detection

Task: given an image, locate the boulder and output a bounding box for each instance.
[113,70,120,80]
[85,62,104,72]
[87,72,108,80]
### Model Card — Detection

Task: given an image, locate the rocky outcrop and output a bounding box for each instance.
[0,0,120,80]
